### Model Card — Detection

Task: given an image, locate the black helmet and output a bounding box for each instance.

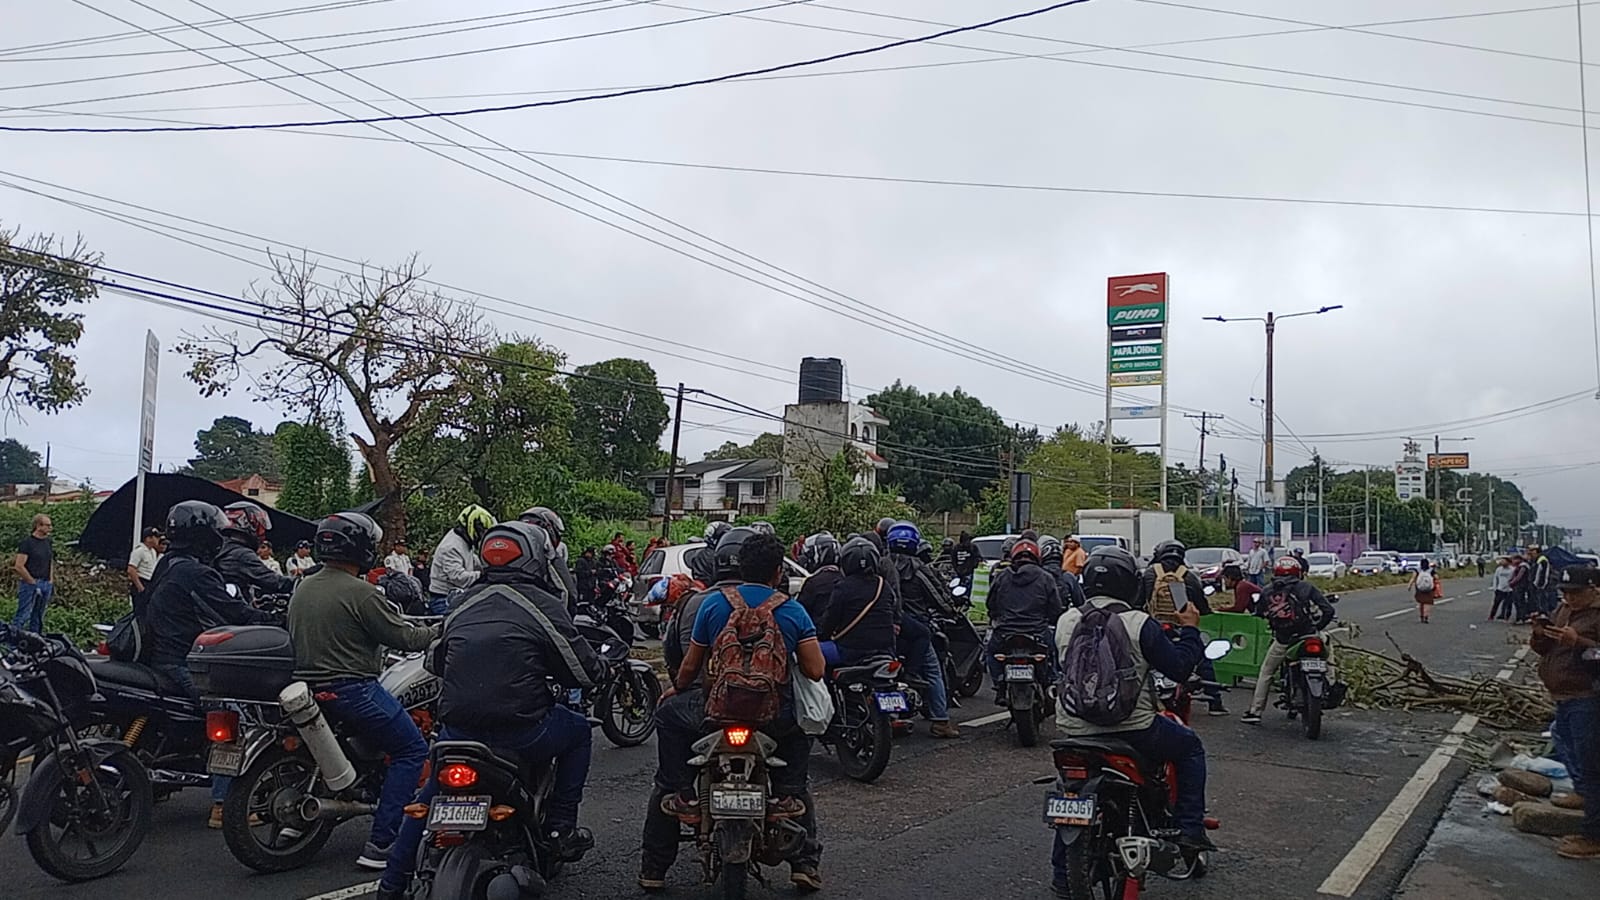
[839,536,880,577]
[712,527,758,580]
[1081,546,1139,603]
[478,520,555,587]
[875,517,896,536]
[940,537,954,552]
[1040,536,1064,564]
[314,511,384,571]
[916,540,933,563]
[166,500,228,558]
[704,521,732,548]
[1151,539,1187,570]
[518,506,565,546]
[223,500,271,545]
[802,532,840,570]
[687,545,717,584]
[747,521,776,537]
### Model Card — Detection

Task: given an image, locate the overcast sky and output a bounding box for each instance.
[3,0,1599,538]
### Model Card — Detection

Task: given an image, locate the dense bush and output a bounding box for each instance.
[1174,512,1234,549]
[568,480,649,521]
[0,552,133,647]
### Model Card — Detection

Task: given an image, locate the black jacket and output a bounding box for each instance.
[141,553,276,666]
[1136,567,1214,617]
[1044,563,1088,609]
[433,572,606,733]
[797,565,842,626]
[215,540,296,599]
[987,561,1063,635]
[1252,576,1336,642]
[893,554,952,620]
[953,541,982,578]
[862,532,903,615]
[574,555,598,602]
[819,572,897,658]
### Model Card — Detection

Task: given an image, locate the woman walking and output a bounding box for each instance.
[1490,557,1515,621]
[1411,558,1441,623]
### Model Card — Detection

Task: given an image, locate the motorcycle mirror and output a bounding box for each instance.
[1202,585,1216,596]
[948,577,961,589]
[1204,639,1232,660]
[225,583,239,598]
[1251,593,1261,605]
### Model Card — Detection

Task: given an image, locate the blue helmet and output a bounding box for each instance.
[885,521,921,555]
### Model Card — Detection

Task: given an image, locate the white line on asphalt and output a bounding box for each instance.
[1495,645,1531,681]
[1374,597,1454,620]
[302,881,376,900]
[963,710,1012,728]
[1317,713,1480,897]
[1466,589,1482,597]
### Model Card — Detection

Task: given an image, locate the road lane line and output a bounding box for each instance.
[1375,596,1454,619]
[1317,713,1480,897]
[963,710,1011,728]
[302,882,376,900]
[1466,589,1482,597]
[1494,645,1531,681]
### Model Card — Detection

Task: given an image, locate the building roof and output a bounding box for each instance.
[720,458,781,481]
[642,459,750,480]
[216,473,283,493]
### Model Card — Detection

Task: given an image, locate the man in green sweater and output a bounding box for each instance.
[288,511,438,871]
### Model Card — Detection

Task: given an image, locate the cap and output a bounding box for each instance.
[296,540,312,549]
[141,526,163,539]
[1558,566,1600,590]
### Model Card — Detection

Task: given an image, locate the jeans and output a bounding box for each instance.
[985,626,1056,688]
[642,688,821,872]
[316,679,428,848]
[379,710,593,891]
[1490,591,1514,620]
[152,662,229,803]
[897,614,950,721]
[12,580,53,634]
[1051,715,1207,882]
[1554,697,1600,840]
[1247,572,1264,587]
[427,594,451,616]
[1248,634,1335,716]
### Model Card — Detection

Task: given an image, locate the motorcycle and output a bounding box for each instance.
[565,612,661,748]
[1045,638,1233,900]
[1275,631,1344,741]
[409,740,571,899]
[996,632,1054,747]
[938,578,986,699]
[816,655,901,783]
[687,724,811,900]
[1,627,154,882]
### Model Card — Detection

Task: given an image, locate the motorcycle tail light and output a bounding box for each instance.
[432,832,467,848]
[1304,638,1325,656]
[96,641,110,656]
[439,763,479,789]
[885,660,902,674]
[206,710,239,744]
[404,803,430,819]
[724,726,752,748]
[489,805,516,822]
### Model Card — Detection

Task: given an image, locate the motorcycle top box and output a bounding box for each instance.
[188,625,295,700]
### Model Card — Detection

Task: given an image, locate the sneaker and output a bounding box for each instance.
[660,792,701,824]
[548,825,594,862]
[768,796,806,818]
[207,803,223,830]
[638,863,669,891]
[1556,835,1600,860]
[1207,701,1230,717]
[1174,830,1219,853]
[929,721,963,739]
[357,841,392,870]
[790,862,823,892]
[1553,793,1587,812]
[1240,712,1262,725]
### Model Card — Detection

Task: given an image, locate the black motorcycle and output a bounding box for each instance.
[935,580,985,699]
[687,724,810,900]
[2,627,154,882]
[996,632,1053,747]
[411,740,571,899]
[1274,632,1344,741]
[568,611,661,748]
[816,655,900,783]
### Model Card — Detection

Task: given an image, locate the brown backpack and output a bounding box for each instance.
[704,585,791,726]
[1150,563,1189,626]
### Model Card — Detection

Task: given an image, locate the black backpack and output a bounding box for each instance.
[1260,579,1315,637]
[106,609,147,663]
[1057,601,1144,727]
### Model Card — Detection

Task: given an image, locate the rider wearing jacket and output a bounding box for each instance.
[427,504,494,614]
[1054,546,1214,869]
[796,532,844,625]
[375,521,604,900]
[887,522,961,739]
[818,536,898,664]
[1137,540,1226,716]
[984,539,1064,696]
[214,501,295,600]
[519,506,581,607]
[1039,537,1088,609]
[1242,556,1337,725]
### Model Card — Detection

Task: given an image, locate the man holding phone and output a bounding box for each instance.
[1530,566,1600,860]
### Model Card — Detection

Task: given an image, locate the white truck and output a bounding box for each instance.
[1073,509,1176,564]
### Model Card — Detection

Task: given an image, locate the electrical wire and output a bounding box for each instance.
[0,0,402,57]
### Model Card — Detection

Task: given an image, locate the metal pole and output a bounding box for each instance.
[1159,320,1170,510]
[1263,313,1276,507]
[661,383,685,539]
[1104,376,1114,502]
[1364,468,1371,549]
[1432,434,1443,551]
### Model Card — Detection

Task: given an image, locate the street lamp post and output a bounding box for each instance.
[1204,306,1343,513]
[1428,435,1474,551]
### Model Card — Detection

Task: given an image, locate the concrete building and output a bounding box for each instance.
[643,458,782,519]
[780,358,889,500]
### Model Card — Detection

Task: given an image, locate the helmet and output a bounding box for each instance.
[941,537,954,552]
[712,527,758,580]
[518,506,565,546]
[1011,539,1042,565]
[747,521,775,537]
[885,521,921,555]
[704,521,732,547]
[478,520,556,585]
[378,571,425,614]
[165,500,229,558]
[839,536,880,577]
[223,501,271,544]
[314,511,384,570]
[1274,556,1303,578]
[456,504,495,546]
[875,517,896,536]
[802,532,840,570]
[1000,536,1018,559]
[1039,536,1064,564]
[687,545,717,584]
[1152,539,1187,570]
[916,540,933,563]
[1081,546,1139,602]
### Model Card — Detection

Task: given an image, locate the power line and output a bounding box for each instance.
[0,0,402,57]
[0,1,1099,133]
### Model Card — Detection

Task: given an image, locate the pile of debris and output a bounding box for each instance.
[1476,744,1585,836]
[1333,637,1553,731]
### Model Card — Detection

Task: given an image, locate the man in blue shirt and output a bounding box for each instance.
[647,533,827,892]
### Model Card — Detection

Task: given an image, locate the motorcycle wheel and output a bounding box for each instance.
[835,696,892,783]
[956,665,984,699]
[716,860,748,900]
[24,748,153,883]
[424,843,493,899]
[1302,690,1323,741]
[598,668,662,748]
[221,748,334,873]
[0,776,15,834]
[639,621,661,641]
[1060,838,1123,899]
[1012,706,1039,748]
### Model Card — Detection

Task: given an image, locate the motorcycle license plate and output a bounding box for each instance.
[207,743,243,777]
[1300,659,1329,673]
[874,691,909,713]
[1044,794,1097,826]
[710,787,766,818]
[1006,665,1036,682]
[428,796,491,831]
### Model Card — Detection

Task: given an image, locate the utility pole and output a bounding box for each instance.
[1430,434,1474,551]
[1364,468,1371,550]
[661,383,685,539]
[1185,411,1223,519]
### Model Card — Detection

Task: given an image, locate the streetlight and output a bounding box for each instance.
[1203,306,1343,511]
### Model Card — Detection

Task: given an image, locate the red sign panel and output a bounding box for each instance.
[1107,272,1168,308]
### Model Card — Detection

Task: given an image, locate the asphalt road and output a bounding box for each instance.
[3,573,1534,900]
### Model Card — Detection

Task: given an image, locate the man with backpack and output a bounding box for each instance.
[985,538,1063,703]
[1137,540,1226,716]
[1055,545,1214,866]
[1241,556,1337,725]
[648,532,828,892]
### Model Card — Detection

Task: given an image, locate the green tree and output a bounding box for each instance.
[0,438,45,483]
[275,419,352,519]
[0,225,98,414]
[1174,511,1232,548]
[926,480,970,514]
[704,432,784,461]
[866,382,1007,508]
[186,415,281,481]
[568,479,649,520]
[568,358,670,485]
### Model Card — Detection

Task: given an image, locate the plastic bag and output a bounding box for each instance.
[791,657,834,736]
[1508,753,1570,780]
[1476,775,1502,798]
[1484,801,1513,816]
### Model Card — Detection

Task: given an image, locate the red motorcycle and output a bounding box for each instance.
[1044,638,1231,900]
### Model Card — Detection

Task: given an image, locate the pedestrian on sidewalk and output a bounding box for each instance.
[1531,545,1558,616]
[1529,566,1600,859]
[1510,553,1532,623]
[1245,538,1269,587]
[1490,557,1515,622]
[1410,558,1440,624]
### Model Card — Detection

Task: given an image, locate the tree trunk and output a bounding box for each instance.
[358,434,406,543]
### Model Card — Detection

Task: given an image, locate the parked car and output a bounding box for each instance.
[633,542,811,637]
[1185,547,1245,591]
[1396,553,1430,573]
[1350,557,1390,576]
[971,534,1017,566]
[1303,552,1347,579]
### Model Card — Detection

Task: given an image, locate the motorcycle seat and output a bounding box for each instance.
[829,656,894,684]
[93,659,186,697]
[1050,736,1149,769]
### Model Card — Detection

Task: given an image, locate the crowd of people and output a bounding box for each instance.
[1491,546,1559,623]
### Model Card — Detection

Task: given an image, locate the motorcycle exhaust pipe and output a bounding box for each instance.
[279,681,358,791]
[298,795,378,822]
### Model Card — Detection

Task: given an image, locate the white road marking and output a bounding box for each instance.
[302,882,376,900]
[963,710,1012,728]
[1375,597,1453,619]
[1494,645,1531,681]
[1465,589,1482,597]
